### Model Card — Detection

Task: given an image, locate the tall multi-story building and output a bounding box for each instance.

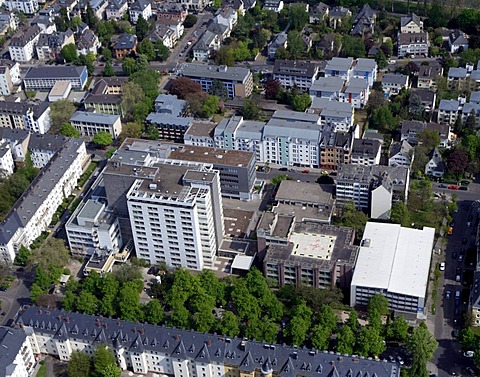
[179,63,253,98]
[0,326,36,377]
[350,222,435,314]
[84,77,128,117]
[273,60,319,90]
[0,101,51,134]
[0,138,88,264]
[0,142,14,176]
[9,25,42,62]
[15,306,401,377]
[23,66,88,91]
[350,138,381,166]
[0,62,21,96]
[5,0,38,14]
[35,30,75,61]
[127,164,224,270]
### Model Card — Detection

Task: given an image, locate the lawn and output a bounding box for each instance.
[36,364,46,377]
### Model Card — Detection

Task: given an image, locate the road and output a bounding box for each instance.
[0,268,32,326]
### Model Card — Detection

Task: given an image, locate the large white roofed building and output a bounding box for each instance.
[350,222,435,314]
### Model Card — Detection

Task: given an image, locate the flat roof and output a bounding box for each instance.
[49,80,71,96]
[223,208,254,238]
[231,254,254,271]
[185,122,217,138]
[168,144,254,168]
[351,222,435,299]
[276,180,332,205]
[70,111,120,125]
[180,63,250,83]
[290,232,336,260]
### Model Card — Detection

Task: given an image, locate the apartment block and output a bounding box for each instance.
[9,25,41,62]
[319,130,354,171]
[27,133,69,168]
[179,63,253,98]
[350,138,381,166]
[66,199,123,257]
[0,62,21,96]
[183,122,216,148]
[0,138,88,264]
[0,142,14,176]
[36,30,75,61]
[84,77,128,117]
[397,32,429,57]
[23,66,88,91]
[0,326,36,377]
[400,13,423,33]
[70,111,122,139]
[324,57,354,81]
[351,222,435,314]
[5,0,38,14]
[127,165,224,270]
[273,60,319,91]
[437,99,459,125]
[0,101,51,134]
[308,98,354,132]
[15,306,401,377]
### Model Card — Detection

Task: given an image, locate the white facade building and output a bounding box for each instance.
[0,142,14,176]
[127,165,224,270]
[0,63,21,96]
[0,102,51,134]
[129,0,152,23]
[5,0,38,14]
[70,111,122,139]
[9,25,41,62]
[350,222,435,314]
[0,326,36,377]
[66,199,123,257]
[0,139,88,264]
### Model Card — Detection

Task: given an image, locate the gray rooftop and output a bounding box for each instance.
[276,180,333,205]
[16,306,401,377]
[28,133,69,151]
[354,58,377,72]
[146,113,193,127]
[24,65,87,80]
[0,327,27,376]
[273,60,318,78]
[264,111,322,140]
[70,111,120,125]
[462,102,480,115]
[325,57,353,71]
[320,100,353,118]
[344,77,368,93]
[185,122,217,138]
[470,91,480,104]
[401,13,421,27]
[351,138,381,159]
[310,77,344,93]
[448,67,468,79]
[181,63,251,83]
[382,73,408,85]
[438,99,459,112]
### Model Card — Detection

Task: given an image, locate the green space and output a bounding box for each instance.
[77,161,99,188]
[35,364,46,377]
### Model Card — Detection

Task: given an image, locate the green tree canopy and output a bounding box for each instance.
[292,93,312,112]
[61,43,78,63]
[336,325,356,354]
[155,40,170,61]
[138,39,156,60]
[59,122,80,138]
[93,345,116,376]
[241,99,260,120]
[407,322,438,377]
[387,316,409,342]
[288,4,308,30]
[217,311,240,337]
[287,30,304,59]
[356,326,386,357]
[183,14,197,28]
[368,294,389,317]
[135,14,149,40]
[93,131,113,147]
[67,350,91,377]
[144,299,165,325]
[49,100,76,133]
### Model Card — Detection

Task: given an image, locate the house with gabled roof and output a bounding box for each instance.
[351,3,375,36]
[449,29,468,53]
[425,148,445,178]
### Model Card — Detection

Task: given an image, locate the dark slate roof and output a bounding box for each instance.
[352,138,381,159]
[0,127,29,143]
[28,133,69,151]
[15,306,401,377]
[273,60,318,78]
[10,25,41,47]
[398,32,428,45]
[0,101,49,120]
[449,29,468,45]
[0,327,27,376]
[111,33,138,50]
[401,12,421,27]
[24,65,87,79]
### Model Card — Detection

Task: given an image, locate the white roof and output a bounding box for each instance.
[351,222,435,299]
[231,255,254,271]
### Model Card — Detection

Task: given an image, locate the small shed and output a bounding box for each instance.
[230,254,255,275]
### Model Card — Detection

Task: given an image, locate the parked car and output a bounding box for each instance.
[439,262,445,271]
[459,186,468,191]
[464,351,474,358]
[448,185,459,190]
[278,167,288,171]
[445,290,451,299]
[397,356,404,365]
[456,267,462,275]
[301,169,310,174]
[456,274,461,282]
[458,255,464,263]
[466,366,475,375]
[461,180,470,185]
[439,183,448,188]
[452,251,458,259]
[462,237,468,245]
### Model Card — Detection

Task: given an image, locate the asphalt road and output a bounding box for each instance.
[0,268,32,326]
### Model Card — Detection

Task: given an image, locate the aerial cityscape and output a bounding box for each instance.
[0,0,479,376]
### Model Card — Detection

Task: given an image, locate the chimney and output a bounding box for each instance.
[175,334,180,341]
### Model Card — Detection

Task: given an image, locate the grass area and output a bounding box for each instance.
[77,161,99,188]
[36,364,46,377]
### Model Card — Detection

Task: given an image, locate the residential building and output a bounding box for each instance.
[350,222,435,314]
[267,32,287,59]
[178,0,208,12]
[425,148,445,178]
[462,102,480,126]
[350,4,375,36]
[0,138,88,264]
[23,65,88,91]
[179,63,253,98]
[66,199,123,256]
[309,98,354,132]
[76,28,101,55]
[127,164,224,270]
[0,326,36,377]
[437,99,460,124]
[70,111,122,139]
[15,305,401,377]
[470,91,480,104]
[328,6,351,30]
[111,33,138,60]
[263,221,358,289]
[0,128,30,164]
[206,21,229,41]
[315,33,336,56]
[88,0,109,19]
[0,142,14,176]
[0,63,20,96]
[9,25,42,62]
[409,88,436,118]
[183,122,216,148]
[309,2,329,24]
[273,60,319,91]
[400,119,451,147]
[5,0,38,14]
[449,29,468,53]
[319,130,353,170]
[335,164,409,219]
[352,58,377,87]
[27,133,69,168]
[417,64,443,89]
[397,32,429,57]
[400,13,423,33]
[351,138,381,166]
[36,29,75,61]
[339,77,370,109]
[324,57,354,81]
[0,13,18,36]
[309,77,344,99]
[48,80,72,102]
[447,67,469,91]
[145,25,177,49]
[105,0,128,20]
[84,77,128,117]
[470,271,480,326]
[192,30,219,61]
[0,101,51,134]
[263,0,283,12]
[156,2,187,23]
[382,73,409,96]
[389,140,414,168]
[214,6,237,32]
[129,0,152,23]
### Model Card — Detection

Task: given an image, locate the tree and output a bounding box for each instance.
[122,57,137,75]
[29,238,69,271]
[407,322,438,377]
[59,122,80,138]
[103,62,115,77]
[368,294,389,317]
[146,124,159,140]
[346,309,359,331]
[61,43,78,63]
[183,14,197,28]
[76,290,99,314]
[336,325,356,354]
[15,245,30,266]
[265,78,281,100]
[462,134,480,161]
[456,9,479,34]
[93,131,113,147]
[292,93,311,112]
[338,201,368,240]
[215,47,235,67]
[67,350,91,377]
[447,148,469,179]
[340,35,365,58]
[84,5,98,29]
[170,77,203,99]
[134,54,148,72]
[287,30,304,59]
[311,324,331,350]
[138,39,156,60]
[381,39,394,57]
[118,282,144,321]
[465,112,477,135]
[93,346,116,376]
[217,311,240,337]
[133,102,150,123]
[200,95,220,118]
[289,4,309,30]
[390,201,410,226]
[155,40,170,61]
[49,100,76,133]
[459,327,476,349]
[241,99,260,120]
[285,301,312,346]
[409,93,424,117]
[275,46,291,60]
[418,129,440,150]
[135,15,149,41]
[121,122,144,139]
[387,316,409,342]
[356,326,386,357]
[144,299,164,324]
[121,81,145,117]
[375,50,388,69]
[99,364,121,377]
[130,69,160,100]
[209,80,228,99]
[371,105,398,133]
